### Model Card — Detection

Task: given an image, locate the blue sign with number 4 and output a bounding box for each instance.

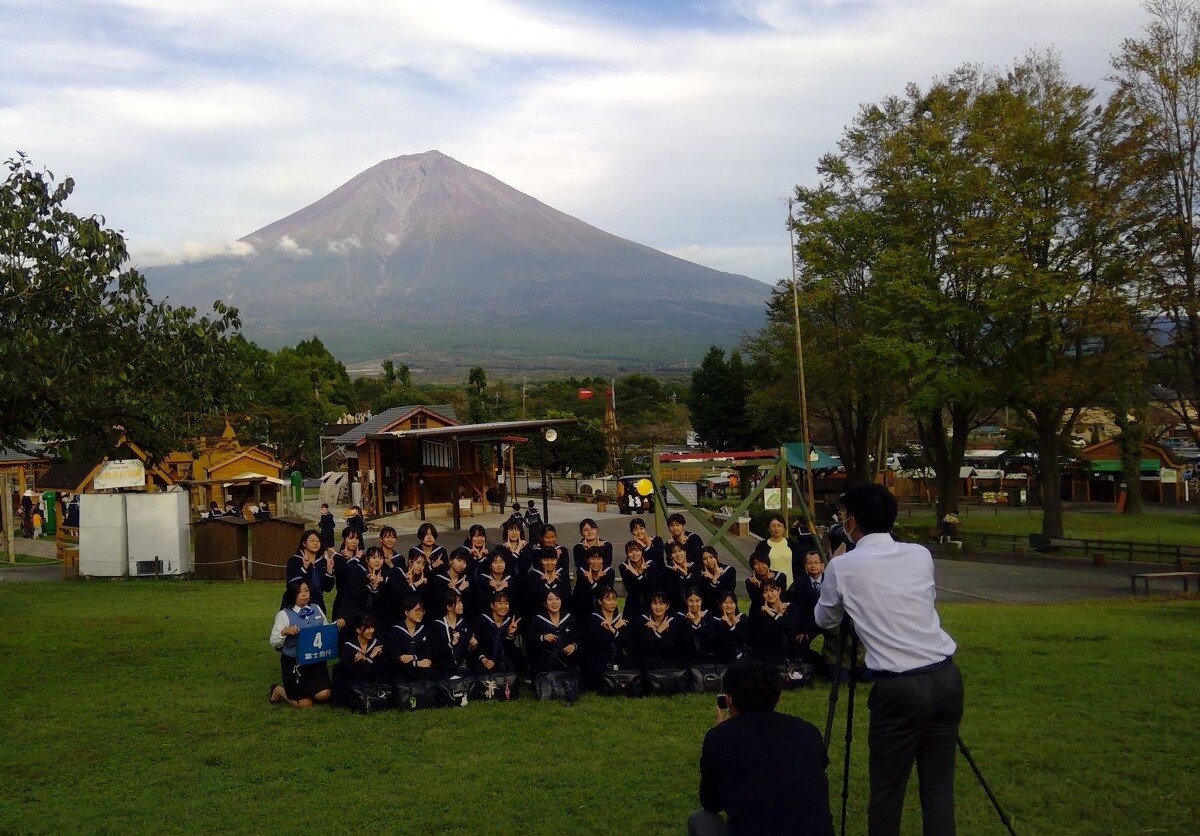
[297,624,338,664]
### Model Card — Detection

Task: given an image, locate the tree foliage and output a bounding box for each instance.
[1112,0,1200,442]
[688,347,755,451]
[0,155,249,457]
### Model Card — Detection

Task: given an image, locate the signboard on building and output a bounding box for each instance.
[763,488,795,510]
[94,459,146,491]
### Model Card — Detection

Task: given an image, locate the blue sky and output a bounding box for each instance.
[1,0,1148,283]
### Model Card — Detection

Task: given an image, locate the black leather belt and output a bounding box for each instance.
[870,656,954,679]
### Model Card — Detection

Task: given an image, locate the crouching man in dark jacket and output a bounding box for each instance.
[688,657,834,835]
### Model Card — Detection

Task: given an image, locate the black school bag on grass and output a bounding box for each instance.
[347,682,393,714]
[533,670,580,703]
[689,663,727,694]
[476,669,520,701]
[598,667,644,698]
[392,678,438,710]
[645,667,690,696]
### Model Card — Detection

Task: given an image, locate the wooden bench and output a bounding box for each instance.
[1129,571,1199,595]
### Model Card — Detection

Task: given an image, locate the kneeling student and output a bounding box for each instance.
[472,590,522,674]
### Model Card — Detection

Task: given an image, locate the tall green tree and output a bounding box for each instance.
[1112,0,1200,441]
[864,70,1004,521]
[0,155,248,456]
[981,54,1152,537]
[688,347,752,451]
[781,158,909,484]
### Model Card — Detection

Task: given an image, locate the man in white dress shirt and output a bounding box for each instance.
[814,484,963,836]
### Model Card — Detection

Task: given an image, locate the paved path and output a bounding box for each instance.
[0,504,1182,604]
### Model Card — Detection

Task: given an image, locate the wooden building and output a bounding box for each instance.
[163,422,286,517]
[1071,439,1187,504]
[330,408,574,528]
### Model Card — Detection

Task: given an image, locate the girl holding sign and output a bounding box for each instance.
[269,580,345,707]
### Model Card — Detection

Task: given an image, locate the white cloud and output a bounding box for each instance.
[326,236,362,255]
[276,236,312,258]
[0,0,1151,284]
[133,240,257,267]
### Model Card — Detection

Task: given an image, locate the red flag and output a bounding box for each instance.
[578,388,594,399]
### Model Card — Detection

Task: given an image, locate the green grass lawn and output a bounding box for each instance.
[898,506,1200,545]
[0,553,58,565]
[1,581,1196,834]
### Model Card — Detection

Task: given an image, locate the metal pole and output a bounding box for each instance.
[1,474,13,562]
[539,434,549,524]
[789,199,817,515]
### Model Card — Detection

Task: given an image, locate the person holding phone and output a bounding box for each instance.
[688,657,833,835]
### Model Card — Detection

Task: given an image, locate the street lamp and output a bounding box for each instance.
[540,428,558,523]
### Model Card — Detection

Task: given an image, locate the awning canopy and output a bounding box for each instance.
[782,442,840,469]
[368,417,576,444]
[1088,458,1160,473]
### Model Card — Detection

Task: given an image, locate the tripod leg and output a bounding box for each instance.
[823,616,852,751]
[957,736,1016,836]
[840,630,860,836]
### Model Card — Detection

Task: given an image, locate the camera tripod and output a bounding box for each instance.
[821,619,1016,836]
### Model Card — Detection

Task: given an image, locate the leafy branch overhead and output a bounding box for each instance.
[0,154,251,458]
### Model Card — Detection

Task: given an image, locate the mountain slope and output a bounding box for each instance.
[145,151,769,371]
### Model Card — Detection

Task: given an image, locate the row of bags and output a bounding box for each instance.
[341,661,816,713]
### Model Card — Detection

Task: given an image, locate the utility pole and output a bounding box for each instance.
[789,199,817,515]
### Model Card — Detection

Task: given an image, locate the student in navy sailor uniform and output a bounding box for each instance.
[583,587,637,689]
[332,544,372,637]
[385,552,431,627]
[748,579,802,664]
[495,519,526,577]
[331,527,363,600]
[317,503,336,551]
[639,591,691,671]
[471,591,522,674]
[679,587,720,663]
[521,547,570,622]
[473,553,515,619]
[618,540,658,622]
[534,524,571,576]
[572,518,613,573]
[527,590,580,674]
[523,501,544,548]
[429,590,473,679]
[333,614,387,705]
[409,522,448,577]
[269,579,344,706]
[658,542,701,613]
[377,525,404,574]
[628,517,665,570]
[390,596,434,681]
[345,504,366,540]
[282,529,336,616]
[463,524,492,580]
[430,548,473,620]
[572,547,615,619]
[506,504,526,541]
[712,591,749,664]
[665,512,705,566]
[696,546,736,611]
[744,553,787,613]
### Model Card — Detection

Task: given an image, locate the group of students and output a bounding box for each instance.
[268,511,832,709]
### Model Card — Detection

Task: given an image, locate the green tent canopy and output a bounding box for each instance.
[782,442,840,469]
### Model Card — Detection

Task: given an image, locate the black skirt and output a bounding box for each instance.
[280,653,332,700]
